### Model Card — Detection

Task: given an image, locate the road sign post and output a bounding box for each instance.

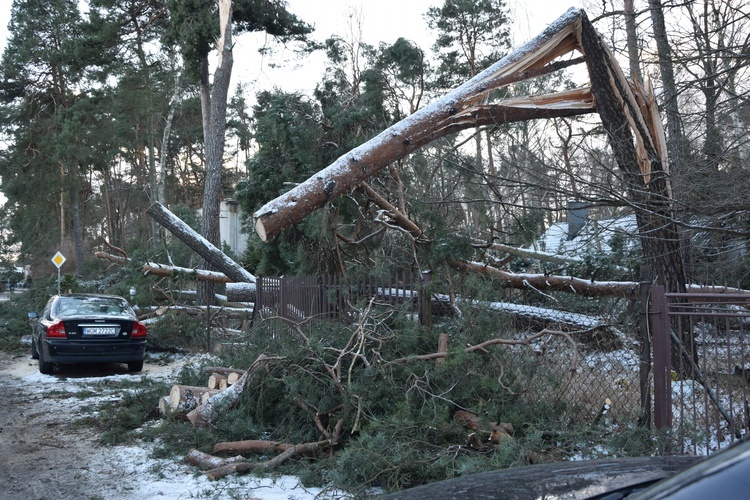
[52,252,66,295]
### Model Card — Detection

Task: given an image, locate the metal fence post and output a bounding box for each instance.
[651,284,672,431]
[638,275,652,428]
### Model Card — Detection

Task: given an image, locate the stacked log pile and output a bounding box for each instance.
[159,366,247,421]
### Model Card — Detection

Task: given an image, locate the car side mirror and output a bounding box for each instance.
[28,312,38,319]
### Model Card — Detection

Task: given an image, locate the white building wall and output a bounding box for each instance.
[219,199,248,257]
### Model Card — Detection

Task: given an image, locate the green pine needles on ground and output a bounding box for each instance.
[115,302,656,494]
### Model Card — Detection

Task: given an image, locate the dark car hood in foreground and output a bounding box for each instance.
[379,455,701,500]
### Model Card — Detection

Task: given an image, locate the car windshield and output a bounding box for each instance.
[54,296,135,319]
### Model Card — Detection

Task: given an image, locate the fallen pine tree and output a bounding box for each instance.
[177,318,597,482]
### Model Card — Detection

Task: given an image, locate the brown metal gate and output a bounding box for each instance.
[253,273,422,323]
[651,285,750,454]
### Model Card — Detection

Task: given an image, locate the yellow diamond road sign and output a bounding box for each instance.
[52,251,66,269]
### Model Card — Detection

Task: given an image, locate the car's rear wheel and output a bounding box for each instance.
[30,339,39,360]
[127,360,144,373]
[38,349,53,375]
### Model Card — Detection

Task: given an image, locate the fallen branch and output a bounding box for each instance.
[448,259,639,299]
[213,439,294,455]
[186,449,247,470]
[94,252,234,284]
[205,439,332,480]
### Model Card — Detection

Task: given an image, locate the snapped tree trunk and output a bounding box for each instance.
[198,0,234,306]
[579,12,686,294]
[253,6,593,241]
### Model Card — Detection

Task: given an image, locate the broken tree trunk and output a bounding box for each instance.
[146,202,256,284]
[253,8,593,241]
[578,12,685,295]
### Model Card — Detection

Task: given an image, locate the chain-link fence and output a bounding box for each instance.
[251,274,646,433]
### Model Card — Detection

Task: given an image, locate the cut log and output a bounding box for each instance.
[213,439,294,455]
[454,409,514,448]
[146,202,256,284]
[187,354,282,428]
[227,372,241,385]
[169,385,219,415]
[207,373,228,391]
[200,390,222,404]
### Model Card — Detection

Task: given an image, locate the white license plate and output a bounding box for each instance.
[83,327,118,336]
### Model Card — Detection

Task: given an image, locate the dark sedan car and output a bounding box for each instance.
[29,293,148,374]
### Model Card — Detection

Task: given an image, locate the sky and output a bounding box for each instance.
[232,0,585,93]
[0,0,584,93]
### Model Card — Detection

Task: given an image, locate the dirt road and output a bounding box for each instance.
[0,349,330,500]
[0,350,132,499]
[0,350,214,500]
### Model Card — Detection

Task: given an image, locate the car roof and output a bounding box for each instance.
[53,293,128,300]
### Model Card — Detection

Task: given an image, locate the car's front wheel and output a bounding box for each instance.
[38,348,53,375]
[127,360,144,373]
[30,339,39,360]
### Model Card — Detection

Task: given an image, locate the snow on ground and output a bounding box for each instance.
[10,352,345,500]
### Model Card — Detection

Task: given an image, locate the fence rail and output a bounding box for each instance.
[249,275,750,455]
[652,286,750,453]
[253,273,423,323]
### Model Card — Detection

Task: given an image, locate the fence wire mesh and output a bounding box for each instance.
[251,274,645,433]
